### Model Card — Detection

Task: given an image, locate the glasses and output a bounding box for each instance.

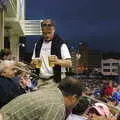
[41,23,54,27]
[42,32,52,35]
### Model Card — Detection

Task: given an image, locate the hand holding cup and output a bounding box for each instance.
[31,58,42,68]
[48,55,57,67]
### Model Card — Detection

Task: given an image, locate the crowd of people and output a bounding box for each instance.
[0,19,119,120]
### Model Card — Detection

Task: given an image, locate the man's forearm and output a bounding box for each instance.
[56,59,72,67]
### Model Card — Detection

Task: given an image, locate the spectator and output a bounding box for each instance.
[104,81,113,98]
[0,49,12,60]
[0,79,66,120]
[31,19,72,89]
[58,77,83,119]
[0,60,25,108]
[0,76,83,120]
[112,86,120,103]
[86,102,116,120]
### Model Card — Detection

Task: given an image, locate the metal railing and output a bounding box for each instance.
[23,20,43,36]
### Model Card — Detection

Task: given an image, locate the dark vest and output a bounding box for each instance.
[35,34,66,83]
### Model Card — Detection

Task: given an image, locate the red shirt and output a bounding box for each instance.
[104,86,113,96]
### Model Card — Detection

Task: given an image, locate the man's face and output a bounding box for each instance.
[20,73,31,88]
[2,65,16,78]
[64,95,80,110]
[41,20,55,41]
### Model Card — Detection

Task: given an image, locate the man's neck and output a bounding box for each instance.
[44,39,52,42]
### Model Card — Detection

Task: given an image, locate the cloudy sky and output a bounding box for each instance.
[26,0,120,52]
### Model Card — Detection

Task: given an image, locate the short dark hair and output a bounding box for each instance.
[58,76,83,97]
[41,19,55,27]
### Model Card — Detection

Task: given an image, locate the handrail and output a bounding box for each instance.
[23,20,43,36]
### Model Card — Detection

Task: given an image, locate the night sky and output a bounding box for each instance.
[25,0,120,52]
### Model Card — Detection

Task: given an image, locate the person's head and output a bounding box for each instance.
[19,72,31,88]
[116,85,120,92]
[111,98,119,106]
[87,102,110,118]
[108,80,113,87]
[58,77,83,109]
[0,60,17,78]
[0,49,12,60]
[41,19,55,41]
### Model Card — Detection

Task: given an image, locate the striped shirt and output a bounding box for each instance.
[0,87,65,120]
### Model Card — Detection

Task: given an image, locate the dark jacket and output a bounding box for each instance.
[35,34,66,83]
[0,76,25,108]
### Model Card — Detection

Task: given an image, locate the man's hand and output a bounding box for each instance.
[48,55,72,67]
[31,58,42,68]
[48,55,56,67]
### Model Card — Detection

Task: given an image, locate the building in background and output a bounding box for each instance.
[101,58,120,76]
[70,43,120,76]
[0,0,42,60]
[101,52,120,76]
[0,0,25,60]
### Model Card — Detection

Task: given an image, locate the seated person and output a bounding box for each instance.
[107,98,120,116]
[15,62,38,91]
[0,76,83,120]
[86,102,116,120]
[19,72,37,92]
[0,78,66,120]
[67,96,89,120]
[58,77,83,119]
[0,49,12,60]
[104,81,113,98]
[0,61,26,108]
[112,87,120,103]
[94,88,102,98]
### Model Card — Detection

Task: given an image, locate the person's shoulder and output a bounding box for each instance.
[0,88,65,120]
[42,88,64,100]
[0,77,11,85]
[0,76,5,81]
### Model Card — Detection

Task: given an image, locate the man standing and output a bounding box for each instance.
[32,19,72,88]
